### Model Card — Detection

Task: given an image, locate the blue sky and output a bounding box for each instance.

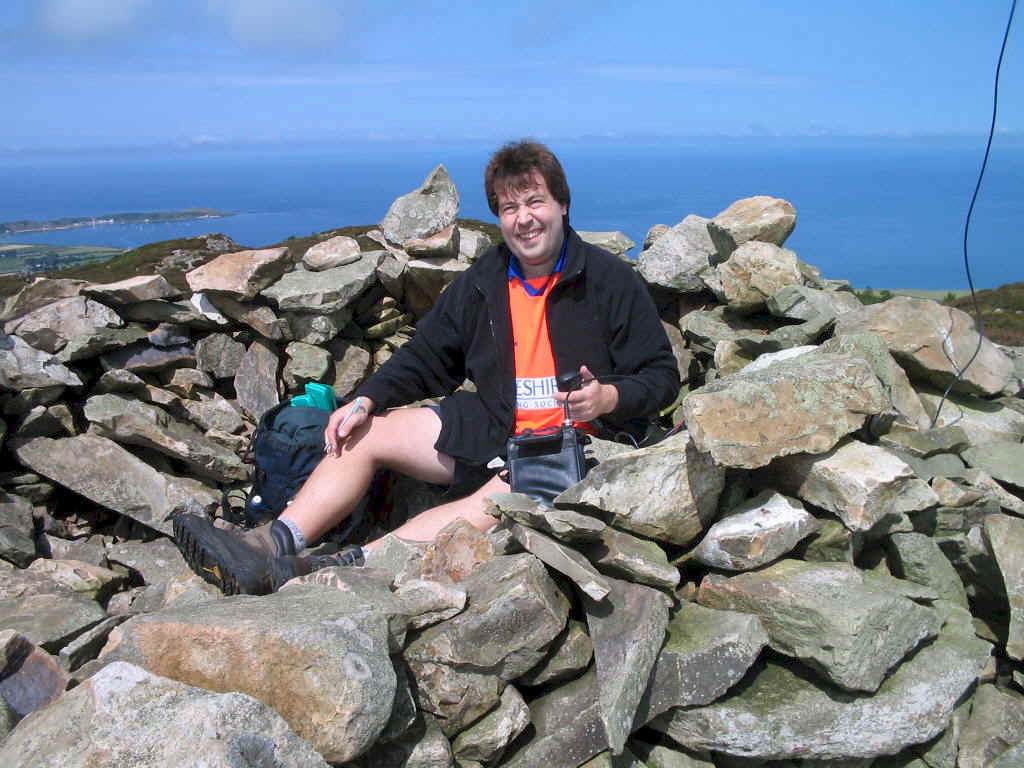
[1,0,1020,150]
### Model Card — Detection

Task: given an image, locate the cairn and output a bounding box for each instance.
[1,166,1023,767]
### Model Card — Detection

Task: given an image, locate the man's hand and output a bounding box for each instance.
[553,365,618,423]
[324,396,375,458]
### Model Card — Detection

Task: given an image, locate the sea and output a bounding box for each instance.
[1,137,1021,290]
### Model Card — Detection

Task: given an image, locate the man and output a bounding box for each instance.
[174,140,680,595]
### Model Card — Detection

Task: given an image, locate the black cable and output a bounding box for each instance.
[930,0,1017,429]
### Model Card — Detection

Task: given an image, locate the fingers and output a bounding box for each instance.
[562,380,618,423]
[323,397,372,457]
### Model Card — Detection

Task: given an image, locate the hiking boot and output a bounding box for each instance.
[269,545,365,592]
[173,515,297,595]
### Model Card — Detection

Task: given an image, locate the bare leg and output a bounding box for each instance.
[368,471,510,550]
[282,407,455,544]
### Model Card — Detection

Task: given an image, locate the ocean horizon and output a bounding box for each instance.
[2,136,1020,291]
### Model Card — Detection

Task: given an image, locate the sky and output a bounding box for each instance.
[0,0,1021,151]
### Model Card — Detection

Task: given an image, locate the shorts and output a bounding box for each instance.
[427,405,502,497]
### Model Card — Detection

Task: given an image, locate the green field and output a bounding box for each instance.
[0,244,126,276]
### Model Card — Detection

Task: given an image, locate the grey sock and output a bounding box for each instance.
[278,517,307,552]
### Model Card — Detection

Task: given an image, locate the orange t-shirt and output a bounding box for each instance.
[509,273,592,435]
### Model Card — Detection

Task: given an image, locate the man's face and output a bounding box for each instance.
[496,171,567,278]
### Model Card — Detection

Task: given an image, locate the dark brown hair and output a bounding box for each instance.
[484,140,571,217]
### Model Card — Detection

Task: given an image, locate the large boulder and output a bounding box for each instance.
[97,585,397,764]
[185,247,291,300]
[404,256,471,317]
[302,235,362,271]
[817,332,931,429]
[4,296,123,354]
[0,588,106,653]
[767,284,862,322]
[500,667,609,768]
[82,274,180,304]
[0,630,69,721]
[633,602,768,726]
[716,242,808,314]
[772,439,939,533]
[650,606,992,760]
[451,684,531,765]
[635,216,717,293]
[962,441,1024,493]
[0,662,329,767]
[380,165,460,245]
[0,278,86,323]
[578,231,636,258]
[404,554,569,680]
[234,338,280,419]
[683,353,888,469]
[707,195,797,259]
[957,683,1024,768]
[402,554,569,735]
[584,578,671,753]
[918,388,1024,445]
[834,296,1014,397]
[886,532,969,607]
[698,560,940,692]
[557,431,725,547]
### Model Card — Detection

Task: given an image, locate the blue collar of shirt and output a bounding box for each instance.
[507,236,568,297]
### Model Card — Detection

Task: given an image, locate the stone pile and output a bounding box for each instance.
[1,168,1023,767]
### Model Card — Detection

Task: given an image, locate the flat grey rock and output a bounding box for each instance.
[510,523,611,601]
[962,441,1024,491]
[0,333,83,389]
[500,667,608,768]
[261,256,380,314]
[583,526,680,590]
[488,492,606,543]
[585,577,671,754]
[633,602,768,727]
[690,489,819,571]
[10,434,219,536]
[984,514,1024,661]
[0,591,105,653]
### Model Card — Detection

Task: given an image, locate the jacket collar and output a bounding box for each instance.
[484,227,587,289]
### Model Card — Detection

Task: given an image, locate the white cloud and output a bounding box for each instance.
[40,0,151,41]
[207,0,350,49]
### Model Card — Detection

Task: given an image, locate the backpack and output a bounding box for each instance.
[241,402,330,525]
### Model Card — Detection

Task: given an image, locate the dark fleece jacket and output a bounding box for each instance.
[355,228,680,466]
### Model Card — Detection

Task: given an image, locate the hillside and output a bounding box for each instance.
[0,218,502,300]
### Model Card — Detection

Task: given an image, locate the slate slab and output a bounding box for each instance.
[585,577,671,754]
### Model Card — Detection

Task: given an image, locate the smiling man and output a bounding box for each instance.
[173,139,680,595]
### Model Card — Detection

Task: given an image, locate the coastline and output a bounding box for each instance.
[0,208,232,236]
